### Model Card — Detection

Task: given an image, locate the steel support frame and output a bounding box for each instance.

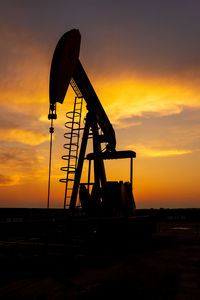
[69,112,106,212]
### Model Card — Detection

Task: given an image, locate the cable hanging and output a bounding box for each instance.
[47,119,54,209]
[47,103,57,209]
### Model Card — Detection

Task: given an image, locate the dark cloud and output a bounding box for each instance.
[0,105,48,135]
[1,0,200,79]
[0,146,42,171]
[0,106,31,129]
[117,106,200,151]
[0,29,49,106]
[0,174,14,185]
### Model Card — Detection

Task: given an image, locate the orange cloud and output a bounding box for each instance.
[126,143,192,158]
[0,129,49,145]
[94,77,200,125]
[143,148,192,158]
[0,146,48,187]
[0,174,20,186]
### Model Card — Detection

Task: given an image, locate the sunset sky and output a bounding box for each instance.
[0,0,200,208]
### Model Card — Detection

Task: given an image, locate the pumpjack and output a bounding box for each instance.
[48,29,136,217]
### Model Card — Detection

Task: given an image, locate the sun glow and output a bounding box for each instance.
[95,77,200,124]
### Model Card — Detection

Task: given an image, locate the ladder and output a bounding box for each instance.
[60,95,84,208]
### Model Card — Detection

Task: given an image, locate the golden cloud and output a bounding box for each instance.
[128,143,192,158]
[0,129,49,145]
[146,149,192,158]
[95,77,200,125]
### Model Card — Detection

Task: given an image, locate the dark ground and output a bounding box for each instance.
[0,209,200,299]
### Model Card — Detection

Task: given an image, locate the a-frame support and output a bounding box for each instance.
[69,112,106,212]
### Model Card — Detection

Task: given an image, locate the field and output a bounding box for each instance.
[0,208,200,299]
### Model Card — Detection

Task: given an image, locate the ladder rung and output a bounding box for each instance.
[71,128,84,131]
[59,178,76,182]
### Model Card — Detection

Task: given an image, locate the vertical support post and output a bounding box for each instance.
[88,159,91,193]
[130,157,133,191]
[47,103,57,209]
[92,120,106,189]
[69,113,91,212]
[47,119,54,209]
